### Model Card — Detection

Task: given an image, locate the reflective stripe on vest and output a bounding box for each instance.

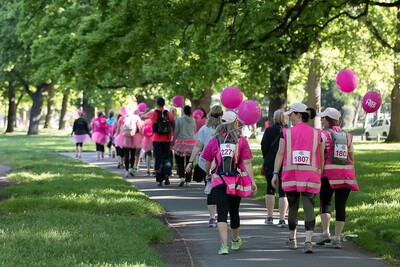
[329,179,358,185]
[282,180,321,189]
[324,165,354,170]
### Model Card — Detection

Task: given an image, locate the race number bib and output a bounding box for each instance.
[334,144,348,159]
[220,143,236,158]
[292,150,311,165]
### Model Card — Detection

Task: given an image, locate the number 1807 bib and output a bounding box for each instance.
[292,150,311,165]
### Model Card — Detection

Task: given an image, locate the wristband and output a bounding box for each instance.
[272,171,279,175]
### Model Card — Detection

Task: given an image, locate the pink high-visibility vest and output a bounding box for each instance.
[322,129,359,191]
[282,123,322,194]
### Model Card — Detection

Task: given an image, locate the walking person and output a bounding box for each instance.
[194,107,207,134]
[113,114,124,169]
[316,107,359,249]
[71,109,91,159]
[261,109,288,227]
[202,111,257,255]
[272,103,324,254]
[91,111,109,160]
[115,108,142,177]
[172,105,196,187]
[186,105,223,227]
[106,111,116,158]
[149,97,175,187]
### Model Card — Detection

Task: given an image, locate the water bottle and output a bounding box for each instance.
[204,181,212,194]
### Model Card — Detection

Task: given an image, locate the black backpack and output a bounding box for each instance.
[153,110,172,134]
[216,135,239,176]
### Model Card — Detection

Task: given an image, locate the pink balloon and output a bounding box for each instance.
[143,125,153,137]
[336,69,358,93]
[172,96,184,107]
[119,106,127,116]
[193,109,204,119]
[221,86,243,109]
[237,100,261,125]
[138,102,147,112]
[362,91,382,113]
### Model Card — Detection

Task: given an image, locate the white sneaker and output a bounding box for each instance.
[185,182,190,187]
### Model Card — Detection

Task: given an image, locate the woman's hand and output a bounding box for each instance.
[251,181,257,193]
[185,162,193,173]
[271,174,278,189]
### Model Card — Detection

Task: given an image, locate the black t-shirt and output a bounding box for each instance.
[73,118,90,135]
[260,123,284,173]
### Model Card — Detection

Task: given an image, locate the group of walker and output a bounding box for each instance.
[72,100,358,256]
[261,103,358,254]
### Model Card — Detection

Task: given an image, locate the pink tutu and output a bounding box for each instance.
[141,136,153,152]
[92,132,108,145]
[173,139,196,157]
[133,133,143,149]
[115,133,135,148]
[71,134,91,144]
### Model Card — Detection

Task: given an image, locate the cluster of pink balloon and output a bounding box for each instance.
[220,86,261,125]
[336,69,382,113]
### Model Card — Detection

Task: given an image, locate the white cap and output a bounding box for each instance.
[317,107,341,120]
[283,103,308,116]
[221,111,238,124]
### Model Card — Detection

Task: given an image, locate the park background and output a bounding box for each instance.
[0,1,400,266]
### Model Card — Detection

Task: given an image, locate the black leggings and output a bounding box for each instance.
[76,142,83,147]
[265,172,286,197]
[96,143,105,152]
[123,147,136,171]
[212,184,242,229]
[319,177,351,222]
[174,154,192,182]
[286,191,316,231]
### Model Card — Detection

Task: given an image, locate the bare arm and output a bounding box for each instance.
[185,141,204,173]
[271,138,285,188]
[243,159,257,192]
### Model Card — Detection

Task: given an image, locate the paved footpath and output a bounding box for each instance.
[61,152,389,267]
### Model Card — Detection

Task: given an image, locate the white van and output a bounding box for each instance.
[364,118,390,140]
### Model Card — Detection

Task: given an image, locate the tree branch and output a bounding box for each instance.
[363,18,394,49]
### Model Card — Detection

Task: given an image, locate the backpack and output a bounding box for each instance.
[153,110,171,134]
[327,129,349,165]
[122,115,137,137]
[216,135,239,176]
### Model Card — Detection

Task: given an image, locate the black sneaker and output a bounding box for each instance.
[164,179,170,186]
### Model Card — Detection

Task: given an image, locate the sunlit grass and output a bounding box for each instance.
[0,134,169,266]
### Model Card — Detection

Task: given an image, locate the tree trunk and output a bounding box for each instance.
[191,83,213,114]
[83,94,95,130]
[386,8,400,142]
[27,84,50,135]
[268,63,290,125]
[43,84,55,129]
[386,62,400,142]
[306,58,322,129]
[5,81,17,133]
[58,90,69,130]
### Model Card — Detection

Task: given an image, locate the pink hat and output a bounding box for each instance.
[317,107,341,120]
[283,103,308,116]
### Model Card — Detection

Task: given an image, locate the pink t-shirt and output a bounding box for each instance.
[202,136,252,171]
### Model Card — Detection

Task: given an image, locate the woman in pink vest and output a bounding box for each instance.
[315,107,359,249]
[202,111,257,255]
[272,103,324,254]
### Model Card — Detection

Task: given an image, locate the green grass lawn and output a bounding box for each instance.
[0,131,399,265]
[0,131,169,266]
